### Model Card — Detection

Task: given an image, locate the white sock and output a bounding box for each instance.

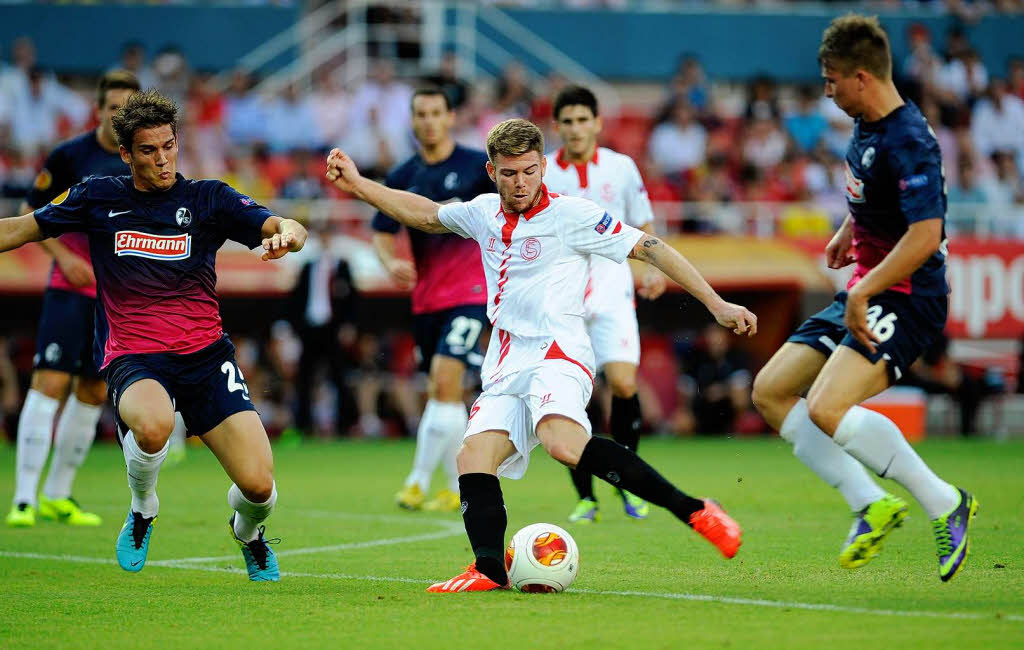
[122,432,168,518]
[42,396,102,500]
[834,405,959,518]
[433,401,469,493]
[169,412,186,451]
[229,482,277,542]
[780,399,885,512]
[13,390,59,506]
[405,399,441,490]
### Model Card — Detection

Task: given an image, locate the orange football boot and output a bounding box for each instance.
[689,500,742,559]
[426,563,510,593]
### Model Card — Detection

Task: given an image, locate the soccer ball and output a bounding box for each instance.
[504,523,579,593]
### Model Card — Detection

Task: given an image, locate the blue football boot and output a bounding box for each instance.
[116,511,155,572]
[229,515,280,582]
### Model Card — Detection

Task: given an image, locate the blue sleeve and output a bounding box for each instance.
[371,164,405,234]
[33,181,90,237]
[889,138,945,224]
[215,182,274,249]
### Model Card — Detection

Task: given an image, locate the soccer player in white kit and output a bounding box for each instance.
[326,119,757,593]
[544,85,665,523]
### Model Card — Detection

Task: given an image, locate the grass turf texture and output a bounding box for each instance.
[1,437,1021,649]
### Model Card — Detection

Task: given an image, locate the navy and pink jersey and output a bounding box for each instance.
[371,145,491,314]
[27,130,131,299]
[844,100,948,296]
[33,173,273,367]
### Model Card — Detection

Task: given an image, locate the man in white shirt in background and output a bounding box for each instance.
[543,85,665,524]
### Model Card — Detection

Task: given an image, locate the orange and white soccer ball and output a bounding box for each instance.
[504,523,579,593]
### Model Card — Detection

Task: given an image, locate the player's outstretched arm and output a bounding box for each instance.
[636,223,667,300]
[0,213,45,253]
[326,149,448,234]
[629,234,757,336]
[260,217,308,261]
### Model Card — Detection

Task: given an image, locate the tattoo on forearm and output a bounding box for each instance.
[643,238,659,248]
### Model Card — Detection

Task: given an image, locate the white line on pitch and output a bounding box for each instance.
[151,527,464,565]
[2,550,1021,623]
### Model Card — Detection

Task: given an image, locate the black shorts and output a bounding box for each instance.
[105,335,257,439]
[413,304,488,372]
[788,290,948,383]
[33,288,100,377]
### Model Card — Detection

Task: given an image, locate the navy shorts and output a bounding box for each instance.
[33,288,100,377]
[788,290,948,383]
[413,304,488,372]
[105,335,257,439]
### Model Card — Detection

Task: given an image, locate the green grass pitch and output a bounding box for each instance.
[1,437,1022,649]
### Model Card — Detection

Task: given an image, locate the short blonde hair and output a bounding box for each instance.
[818,13,892,80]
[485,118,544,165]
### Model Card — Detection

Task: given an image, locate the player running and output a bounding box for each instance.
[372,87,494,512]
[0,90,307,582]
[327,118,757,593]
[6,71,140,529]
[750,14,976,581]
[544,84,665,524]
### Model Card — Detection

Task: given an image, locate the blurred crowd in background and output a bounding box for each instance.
[1,12,1022,442]
[2,23,1024,236]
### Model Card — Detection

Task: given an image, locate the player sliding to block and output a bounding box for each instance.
[0,90,307,582]
[751,15,976,582]
[327,118,757,593]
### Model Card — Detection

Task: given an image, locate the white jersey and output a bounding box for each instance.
[544,147,655,316]
[437,187,644,384]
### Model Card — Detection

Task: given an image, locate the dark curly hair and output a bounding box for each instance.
[111,89,178,151]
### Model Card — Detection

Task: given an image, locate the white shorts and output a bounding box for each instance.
[464,360,593,480]
[586,307,641,368]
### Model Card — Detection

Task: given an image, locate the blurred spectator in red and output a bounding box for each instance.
[648,97,706,186]
[187,73,227,176]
